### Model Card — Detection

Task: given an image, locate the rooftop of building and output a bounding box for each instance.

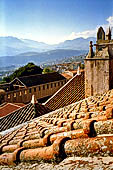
[68,69,84,73]
[44,71,85,110]
[61,73,72,80]
[0,100,52,132]
[11,72,66,87]
[0,103,25,117]
[0,88,113,168]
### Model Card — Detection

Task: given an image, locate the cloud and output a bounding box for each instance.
[106,16,113,26]
[66,29,97,40]
[65,15,113,42]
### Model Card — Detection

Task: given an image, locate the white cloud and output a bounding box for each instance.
[66,29,97,40]
[106,16,113,26]
[64,15,113,43]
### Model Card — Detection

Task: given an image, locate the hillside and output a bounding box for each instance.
[0,49,87,67]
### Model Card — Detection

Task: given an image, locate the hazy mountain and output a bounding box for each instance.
[0,36,52,56]
[0,36,96,67]
[55,37,96,50]
[0,49,87,67]
[0,36,96,56]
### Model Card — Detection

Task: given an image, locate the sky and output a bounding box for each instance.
[0,0,113,44]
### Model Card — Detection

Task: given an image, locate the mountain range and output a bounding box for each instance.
[0,36,96,67]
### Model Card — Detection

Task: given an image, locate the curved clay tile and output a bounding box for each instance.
[0,89,113,167]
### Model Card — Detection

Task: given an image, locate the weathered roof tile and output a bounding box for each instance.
[0,89,113,167]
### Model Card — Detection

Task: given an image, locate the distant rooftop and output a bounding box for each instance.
[0,103,25,117]
[11,72,66,87]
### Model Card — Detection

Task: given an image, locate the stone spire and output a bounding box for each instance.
[106,27,111,40]
[86,41,94,58]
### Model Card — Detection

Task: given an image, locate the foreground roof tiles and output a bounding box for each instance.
[44,71,85,110]
[0,89,113,167]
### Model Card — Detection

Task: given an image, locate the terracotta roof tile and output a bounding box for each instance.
[0,89,113,166]
[61,73,72,80]
[44,71,85,110]
[0,103,25,117]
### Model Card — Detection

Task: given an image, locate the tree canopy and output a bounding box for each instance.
[42,67,54,74]
[3,63,43,83]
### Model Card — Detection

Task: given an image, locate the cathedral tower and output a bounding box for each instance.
[85,26,113,97]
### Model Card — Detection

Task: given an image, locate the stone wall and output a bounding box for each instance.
[4,79,66,103]
[109,59,113,89]
[85,59,110,97]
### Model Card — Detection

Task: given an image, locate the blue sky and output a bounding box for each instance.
[0,0,113,44]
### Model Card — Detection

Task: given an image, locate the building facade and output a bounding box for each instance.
[1,72,66,103]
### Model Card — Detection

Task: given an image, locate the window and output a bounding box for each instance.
[51,83,53,88]
[34,87,36,92]
[54,83,56,87]
[25,90,27,94]
[14,93,16,97]
[58,82,60,86]
[7,94,10,99]
[43,85,45,90]
[39,86,40,91]
[47,84,49,89]
[29,89,31,93]
[19,91,22,96]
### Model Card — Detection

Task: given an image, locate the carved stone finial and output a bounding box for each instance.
[106,27,111,40]
[86,41,94,58]
[31,95,37,104]
[77,66,81,75]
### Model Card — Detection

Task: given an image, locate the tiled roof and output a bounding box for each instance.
[0,103,52,132]
[61,73,72,80]
[44,71,85,110]
[0,103,25,117]
[12,72,66,87]
[0,89,113,166]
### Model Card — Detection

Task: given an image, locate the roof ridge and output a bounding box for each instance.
[18,72,57,79]
[8,103,22,108]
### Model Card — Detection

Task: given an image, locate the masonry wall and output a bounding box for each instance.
[4,80,66,103]
[109,59,113,89]
[85,59,110,98]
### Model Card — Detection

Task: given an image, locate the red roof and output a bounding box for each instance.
[61,73,72,80]
[44,72,85,110]
[0,103,25,117]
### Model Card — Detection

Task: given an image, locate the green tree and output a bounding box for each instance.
[2,63,43,83]
[80,63,85,69]
[42,67,54,74]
